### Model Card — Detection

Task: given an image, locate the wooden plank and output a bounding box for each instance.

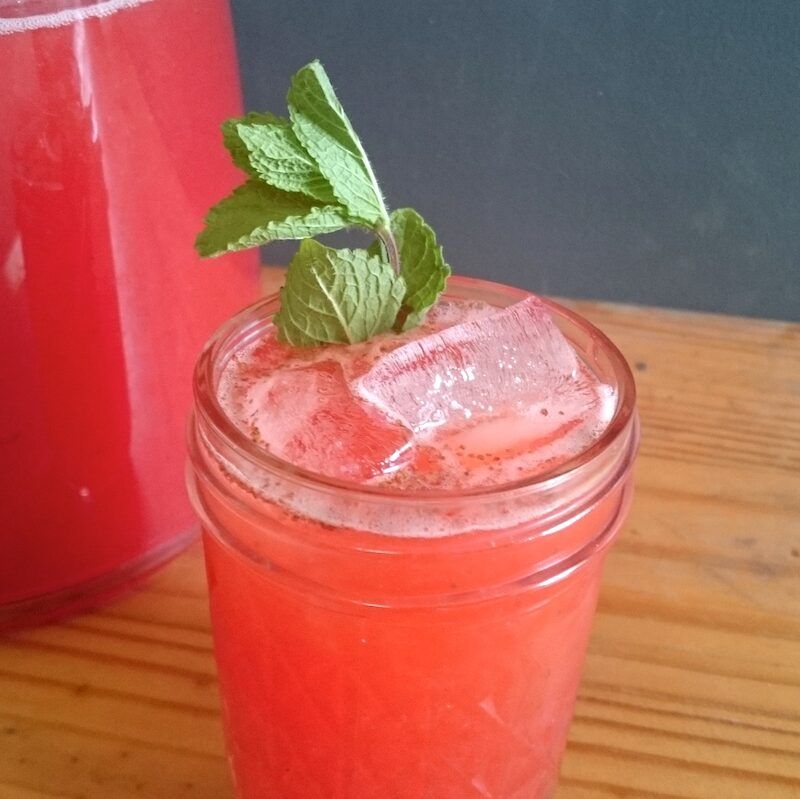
[1,279,798,798]
[0,712,226,799]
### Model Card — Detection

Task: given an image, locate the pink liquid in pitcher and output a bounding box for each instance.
[0,0,257,624]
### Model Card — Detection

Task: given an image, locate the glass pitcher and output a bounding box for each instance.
[0,0,258,628]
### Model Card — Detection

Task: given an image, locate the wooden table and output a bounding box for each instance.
[1,268,798,798]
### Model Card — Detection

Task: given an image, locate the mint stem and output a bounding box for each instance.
[377,224,401,276]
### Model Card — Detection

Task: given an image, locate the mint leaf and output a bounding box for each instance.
[224,112,336,203]
[389,208,450,329]
[195,181,350,257]
[288,61,389,227]
[275,240,405,346]
[222,112,273,176]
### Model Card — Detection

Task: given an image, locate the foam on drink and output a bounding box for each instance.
[0,0,154,34]
[217,295,617,501]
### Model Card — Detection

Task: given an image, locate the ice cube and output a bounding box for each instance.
[244,361,413,481]
[355,295,591,433]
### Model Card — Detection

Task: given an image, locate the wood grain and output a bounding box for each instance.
[1,267,798,798]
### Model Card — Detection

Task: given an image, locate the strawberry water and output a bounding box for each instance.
[188,280,639,798]
[0,0,257,623]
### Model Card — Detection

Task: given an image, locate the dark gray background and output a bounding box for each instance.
[230,0,799,321]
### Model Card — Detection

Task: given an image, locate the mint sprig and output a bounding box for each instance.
[196,60,450,346]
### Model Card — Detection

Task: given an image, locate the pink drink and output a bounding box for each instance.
[188,277,639,798]
[0,0,257,626]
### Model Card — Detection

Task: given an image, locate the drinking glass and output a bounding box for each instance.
[188,276,639,799]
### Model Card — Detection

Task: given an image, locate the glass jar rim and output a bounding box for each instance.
[192,275,637,505]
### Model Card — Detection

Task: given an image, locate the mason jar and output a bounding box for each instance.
[187,276,639,799]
